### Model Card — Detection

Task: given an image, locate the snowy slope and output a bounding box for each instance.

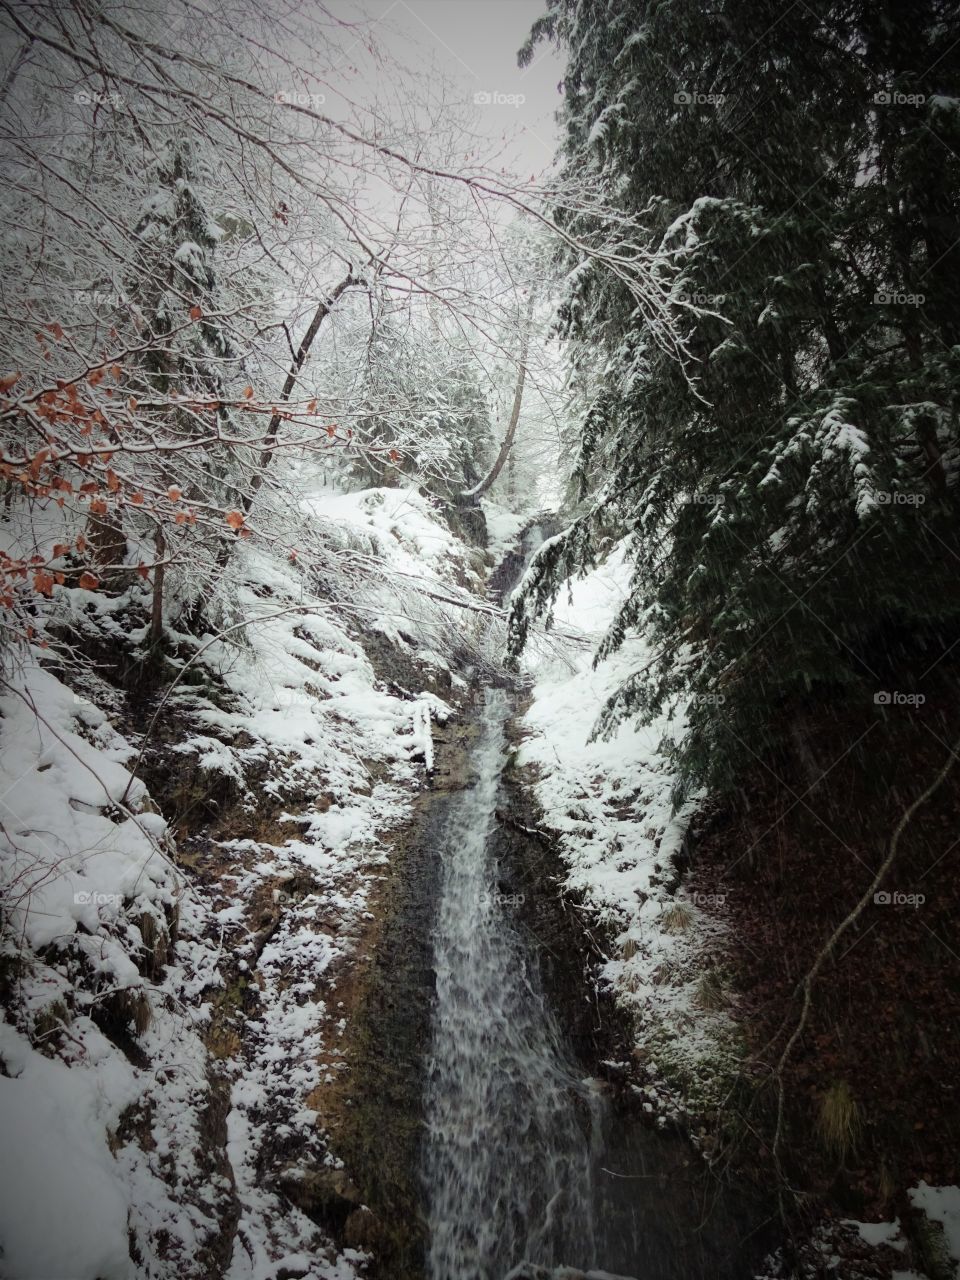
[516,540,960,1277]
[0,485,481,1280]
[516,541,739,1125]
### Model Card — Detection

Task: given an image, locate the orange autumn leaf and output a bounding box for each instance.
[137,563,150,580]
[167,486,182,502]
[243,386,254,399]
[130,492,144,505]
[189,305,202,321]
[76,534,87,552]
[46,321,65,341]
[105,468,120,492]
[52,543,70,558]
[110,365,122,381]
[33,571,55,596]
[87,367,105,386]
[326,424,336,438]
[0,373,20,394]
[307,400,317,414]
[78,571,99,590]
[225,510,245,530]
[89,498,108,516]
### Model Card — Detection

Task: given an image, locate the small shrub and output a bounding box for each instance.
[817,1080,862,1161]
[661,902,693,933]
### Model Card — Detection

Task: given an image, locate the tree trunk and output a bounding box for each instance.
[462,292,535,501]
[241,267,359,517]
[209,267,361,581]
[149,527,166,648]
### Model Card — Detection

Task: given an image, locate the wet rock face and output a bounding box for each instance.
[505,1267,639,1280]
[494,720,779,1280]
[444,499,488,548]
[326,717,481,1279]
[487,514,562,606]
[323,691,779,1280]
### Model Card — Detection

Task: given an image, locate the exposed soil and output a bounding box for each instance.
[684,665,960,1260]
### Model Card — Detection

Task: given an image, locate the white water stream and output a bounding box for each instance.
[421,689,600,1279]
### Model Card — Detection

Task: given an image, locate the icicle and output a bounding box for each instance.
[413,700,434,772]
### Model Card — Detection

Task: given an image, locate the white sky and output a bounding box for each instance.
[327,0,564,177]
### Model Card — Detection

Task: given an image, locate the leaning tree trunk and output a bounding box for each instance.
[240,267,359,518]
[461,291,535,502]
[209,266,361,581]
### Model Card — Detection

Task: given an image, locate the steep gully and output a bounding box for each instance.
[331,522,776,1279]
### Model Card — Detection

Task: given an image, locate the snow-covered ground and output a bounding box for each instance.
[5,499,959,1280]
[515,538,960,1278]
[0,486,480,1280]
[514,540,736,1125]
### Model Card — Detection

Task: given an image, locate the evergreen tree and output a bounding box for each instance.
[121,136,249,633]
[339,312,495,502]
[511,0,960,795]
[128,136,242,498]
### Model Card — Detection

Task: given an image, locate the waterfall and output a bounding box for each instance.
[421,689,598,1280]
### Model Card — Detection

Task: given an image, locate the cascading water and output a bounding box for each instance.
[421,688,601,1280]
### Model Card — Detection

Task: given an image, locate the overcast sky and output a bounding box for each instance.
[328,0,564,177]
